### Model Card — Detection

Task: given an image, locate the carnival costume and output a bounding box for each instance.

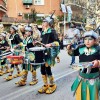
[0,33,10,75]
[38,13,60,94]
[15,26,38,86]
[4,25,22,81]
[0,24,4,33]
[68,30,100,100]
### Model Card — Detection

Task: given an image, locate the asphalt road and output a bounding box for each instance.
[0,49,79,100]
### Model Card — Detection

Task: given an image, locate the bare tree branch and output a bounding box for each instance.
[65,3,99,17]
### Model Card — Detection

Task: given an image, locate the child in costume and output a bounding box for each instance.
[67,30,100,100]
[38,13,60,94]
[15,26,38,86]
[4,25,22,81]
[0,33,10,75]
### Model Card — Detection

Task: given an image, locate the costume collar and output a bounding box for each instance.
[42,28,51,35]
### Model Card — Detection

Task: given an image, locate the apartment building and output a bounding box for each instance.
[0,0,7,21]
[6,0,62,22]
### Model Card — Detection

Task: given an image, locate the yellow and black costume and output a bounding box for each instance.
[0,33,10,75]
[15,26,38,86]
[38,15,60,94]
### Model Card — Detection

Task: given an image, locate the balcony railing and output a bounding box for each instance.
[2,17,34,23]
[0,1,7,10]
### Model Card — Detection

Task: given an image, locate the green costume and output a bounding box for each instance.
[42,28,60,66]
[70,45,100,100]
[15,35,38,86]
[9,33,22,55]
[0,40,10,75]
[22,36,33,71]
[4,32,22,81]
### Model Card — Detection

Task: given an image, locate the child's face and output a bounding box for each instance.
[25,31,31,36]
[24,33,27,38]
[84,36,96,48]
[42,22,49,29]
[10,28,15,34]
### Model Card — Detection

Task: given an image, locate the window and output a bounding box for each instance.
[34,0,44,5]
[23,0,33,5]
[24,13,32,20]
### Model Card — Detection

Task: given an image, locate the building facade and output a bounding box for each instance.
[0,0,7,21]
[6,0,62,22]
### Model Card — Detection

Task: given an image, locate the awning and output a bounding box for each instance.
[23,0,33,5]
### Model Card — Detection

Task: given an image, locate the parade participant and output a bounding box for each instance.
[58,33,63,50]
[24,25,33,44]
[0,24,9,39]
[64,23,79,65]
[85,24,94,31]
[4,25,22,81]
[85,20,96,31]
[0,24,4,33]
[15,26,38,86]
[67,30,100,100]
[17,24,26,39]
[33,24,41,41]
[0,33,10,75]
[38,13,59,94]
[51,23,60,63]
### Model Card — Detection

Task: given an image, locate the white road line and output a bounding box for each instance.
[0,69,73,99]
[55,70,77,81]
[0,70,77,100]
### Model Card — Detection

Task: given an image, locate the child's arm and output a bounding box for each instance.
[66,44,74,55]
[67,44,80,56]
[98,60,100,67]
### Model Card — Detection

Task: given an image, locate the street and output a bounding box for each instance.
[0,49,79,100]
[0,0,99,100]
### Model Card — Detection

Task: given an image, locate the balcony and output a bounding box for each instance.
[2,16,34,23]
[0,0,7,13]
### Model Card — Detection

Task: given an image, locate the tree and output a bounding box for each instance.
[31,8,37,22]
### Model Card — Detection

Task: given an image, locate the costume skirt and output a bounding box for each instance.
[71,71,100,100]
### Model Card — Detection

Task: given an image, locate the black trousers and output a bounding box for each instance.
[41,64,52,76]
[1,58,6,65]
[22,64,37,71]
[11,64,18,68]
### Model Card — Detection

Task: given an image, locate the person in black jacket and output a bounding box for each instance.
[67,30,100,100]
[38,15,59,94]
[4,25,22,81]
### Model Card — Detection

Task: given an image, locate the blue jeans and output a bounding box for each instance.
[71,56,75,64]
[70,44,76,65]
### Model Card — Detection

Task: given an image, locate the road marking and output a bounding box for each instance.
[55,70,77,81]
[0,69,73,98]
[0,70,77,100]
